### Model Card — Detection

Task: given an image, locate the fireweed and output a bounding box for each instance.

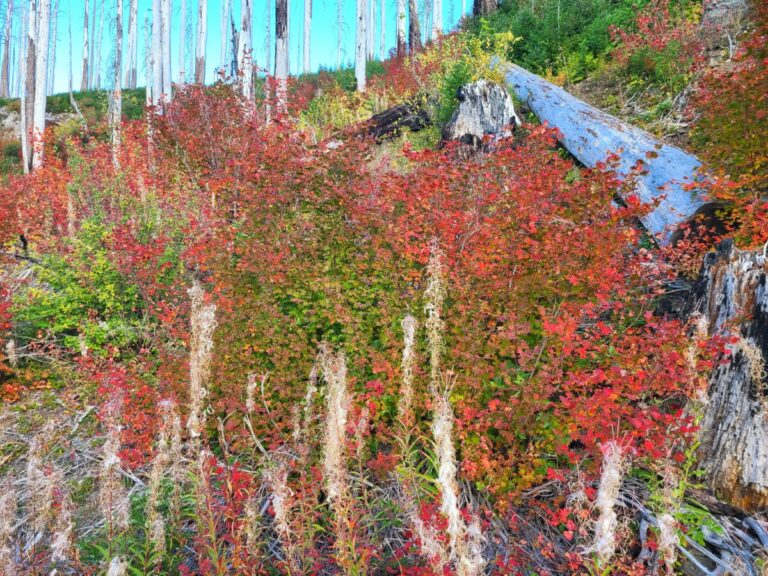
[589,440,628,564]
[49,467,74,564]
[98,419,130,536]
[397,314,418,433]
[0,480,17,573]
[26,433,54,538]
[424,240,446,397]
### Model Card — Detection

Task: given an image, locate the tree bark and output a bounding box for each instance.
[47,0,58,94]
[504,63,711,244]
[178,0,185,83]
[355,0,366,92]
[473,0,496,16]
[110,0,122,168]
[20,0,36,173]
[125,0,137,87]
[396,0,405,57]
[161,0,171,99]
[195,0,207,83]
[335,0,341,69]
[151,0,162,105]
[220,0,230,73]
[408,0,420,53]
[379,0,385,60]
[32,0,51,170]
[239,0,253,101]
[303,0,310,74]
[94,0,104,87]
[686,240,768,512]
[355,100,431,141]
[431,0,441,39]
[0,0,13,98]
[274,0,288,111]
[80,0,88,90]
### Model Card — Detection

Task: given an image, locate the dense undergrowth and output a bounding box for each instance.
[0,0,765,574]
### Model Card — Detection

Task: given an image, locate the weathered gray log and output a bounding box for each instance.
[686,239,768,512]
[441,80,520,146]
[503,63,714,244]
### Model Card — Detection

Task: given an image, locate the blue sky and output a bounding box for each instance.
[19,0,470,93]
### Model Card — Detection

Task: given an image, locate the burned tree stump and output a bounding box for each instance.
[686,239,768,512]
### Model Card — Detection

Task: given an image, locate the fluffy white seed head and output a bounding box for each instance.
[589,440,627,564]
[397,315,418,430]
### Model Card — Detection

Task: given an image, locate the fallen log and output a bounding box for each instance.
[356,100,431,142]
[685,239,768,512]
[502,63,714,245]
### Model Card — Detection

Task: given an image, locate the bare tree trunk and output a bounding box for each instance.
[686,240,768,512]
[144,14,152,105]
[20,0,36,173]
[408,0,420,53]
[178,0,185,83]
[125,0,137,87]
[369,0,374,60]
[80,0,88,90]
[336,0,341,69]
[219,0,229,73]
[462,0,465,16]
[238,0,252,101]
[396,0,405,57]
[151,0,162,104]
[431,0,441,39]
[379,0,385,60]
[161,0,171,99]
[32,0,50,170]
[195,0,207,83]
[0,0,13,98]
[274,0,287,111]
[94,0,104,87]
[110,0,122,168]
[265,0,271,74]
[355,0,365,92]
[302,0,310,74]
[473,0,496,16]
[47,0,58,94]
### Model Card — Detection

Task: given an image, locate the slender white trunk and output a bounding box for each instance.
[195,0,206,83]
[94,0,104,87]
[32,0,50,170]
[238,0,252,101]
[219,0,229,73]
[274,0,287,111]
[431,0,441,39]
[144,14,151,105]
[265,0,271,74]
[80,0,88,90]
[151,0,161,105]
[0,0,13,97]
[20,0,32,172]
[461,0,466,17]
[302,0,310,74]
[336,0,341,69]
[355,0,365,92]
[178,0,185,83]
[379,0,385,60]
[125,0,137,87]
[396,0,405,56]
[366,0,373,59]
[110,0,122,168]
[161,0,171,99]
[47,0,58,94]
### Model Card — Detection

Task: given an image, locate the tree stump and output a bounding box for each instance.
[686,239,768,512]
